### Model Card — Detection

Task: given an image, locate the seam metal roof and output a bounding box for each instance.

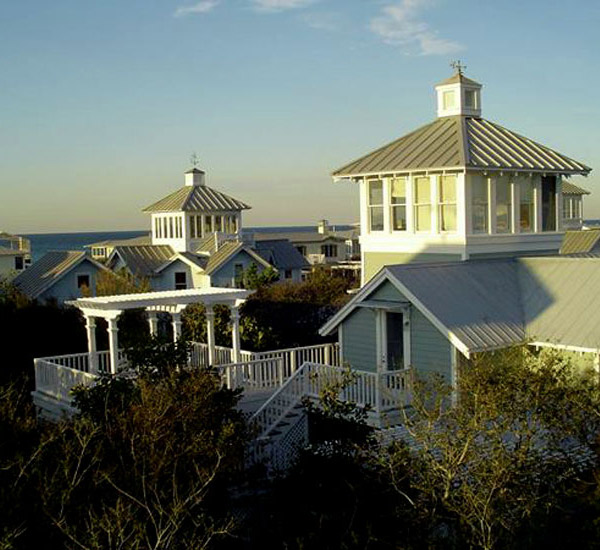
[143,185,251,213]
[333,116,591,177]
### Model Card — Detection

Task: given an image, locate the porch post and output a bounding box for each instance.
[85,315,98,374]
[172,312,182,342]
[107,316,120,374]
[147,311,159,336]
[206,304,216,366]
[230,303,241,363]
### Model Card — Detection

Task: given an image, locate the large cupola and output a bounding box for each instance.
[435,61,482,118]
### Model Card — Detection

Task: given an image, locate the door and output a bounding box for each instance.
[386,312,404,371]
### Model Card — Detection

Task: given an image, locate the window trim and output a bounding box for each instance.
[438,174,457,233]
[174,271,187,290]
[413,176,432,233]
[390,176,408,232]
[367,179,385,233]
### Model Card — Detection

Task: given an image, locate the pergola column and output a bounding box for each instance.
[172,312,182,342]
[107,316,120,374]
[85,315,98,374]
[231,303,242,363]
[147,311,159,336]
[206,304,216,366]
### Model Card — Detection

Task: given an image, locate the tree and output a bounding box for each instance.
[380,347,600,550]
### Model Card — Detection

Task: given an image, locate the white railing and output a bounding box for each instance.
[216,358,285,392]
[190,343,254,367]
[34,350,128,375]
[34,359,98,405]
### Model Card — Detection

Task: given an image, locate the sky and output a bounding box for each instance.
[1,0,599,233]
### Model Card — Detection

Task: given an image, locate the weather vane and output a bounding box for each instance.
[190,152,200,168]
[450,60,466,75]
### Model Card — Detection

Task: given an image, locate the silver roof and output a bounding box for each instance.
[321,256,600,355]
[254,239,310,270]
[13,251,108,299]
[560,230,600,255]
[333,116,591,177]
[143,185,251,213]
[109,245,175,277]
[562,180,590,195]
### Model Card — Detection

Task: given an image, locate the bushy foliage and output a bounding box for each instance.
[95,268,151,296]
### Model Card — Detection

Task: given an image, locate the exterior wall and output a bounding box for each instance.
[363,252,461,283]
[298,238,346,265]
[340,280,453,379]
[154,260,198,291]
[0,255,22,279]
[210,250,267,288]
[38,260,104,303]
[341,308,377,372]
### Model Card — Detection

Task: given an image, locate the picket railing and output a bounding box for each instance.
[216,358,285,392]
[33,359,97,405]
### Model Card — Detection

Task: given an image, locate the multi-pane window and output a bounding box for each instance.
[471,175,488,233]
[414,176,431,232]
[368,180,384,231]
[520,179,534,232]
[496,176,512,233]
[321,244,338,258]
[390,177,407,231]
[438,175,457,232]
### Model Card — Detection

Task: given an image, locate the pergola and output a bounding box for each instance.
[66,287,252,374]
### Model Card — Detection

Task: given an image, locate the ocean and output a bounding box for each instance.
[24,225,355,262]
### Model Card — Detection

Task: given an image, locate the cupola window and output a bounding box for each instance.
[496,176,512,233]
[414,176,432,232]
[520,179,534,233]
[442,91,456,110]
[390,177,407,231]
[368,179,384,231]
[465,89,477,109]
[438,175,457,232]
[471,175,489,233]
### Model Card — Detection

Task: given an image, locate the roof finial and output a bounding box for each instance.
[450,60,466,75]
[190,152,200,168]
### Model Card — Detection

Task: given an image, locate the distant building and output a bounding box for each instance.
[0,232,31,279]
[13,251,109,303]
[561,180,590,230]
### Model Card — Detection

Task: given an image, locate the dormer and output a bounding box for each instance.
[435,71,482,118]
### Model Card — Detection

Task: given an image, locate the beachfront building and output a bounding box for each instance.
[13,251,110,303]
[562,180,590,230]
[333,69,592,284]
[0,232,31,279]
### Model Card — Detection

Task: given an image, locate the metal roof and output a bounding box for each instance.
[562,180,590,195]
[560,230,600,255]
[13,251,109,299]
[436,73,481,87]
[254,239,310,270]
[204,241,272,276]
[109,245,175,277]
[333,116,591,177]
[143,185,251,213]
[253,231,347,244]
[320,256,600,355]
[86,234,152,249]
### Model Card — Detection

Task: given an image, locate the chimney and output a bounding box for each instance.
[184,167,206,187]
[317,219,329,235]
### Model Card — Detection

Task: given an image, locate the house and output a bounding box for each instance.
[561,180,590,229]
[0,232,31,278]
[86,234,151,262]
[332,69,591,284]
[13,251,110,303]
[103,167,282,289]
[253,239,309,282]
[252,220,359,266]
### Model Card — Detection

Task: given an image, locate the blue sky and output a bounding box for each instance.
[1,0,599,232]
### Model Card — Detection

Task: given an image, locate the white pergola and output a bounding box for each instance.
[66,287,252,374]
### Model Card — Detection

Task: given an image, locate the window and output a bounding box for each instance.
[162,217,167,239]
[390,177,407,231]
[190,215,196,238]
[176,217,183,238]
[471,175,489,233]
[386,312,405,370]
[205,215,213,233]
[541,176,556,232]
[465,89,477,109]
[174,272,187,290]
[155,218,161,238]
[77,274,90,290]
[169,217,174,238]
[14,256,23,270]
[196,216,203,238]
[229,215,238,233]
[367,180,384,231]
[438,175,457,232]
[496,176,512,233]
[284,269,292,279]
[414,176,431,232]
[520,179,534,232]
[443,90,456,110]
[321,244,338,258]
[234,263,244,287]
[296,245,307,256]
[215,215,222,232]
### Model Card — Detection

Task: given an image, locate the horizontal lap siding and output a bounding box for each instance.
[342,308,377,373]
[411,309,452,380]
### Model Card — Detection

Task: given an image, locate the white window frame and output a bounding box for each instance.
[438,174,457,233]
[414,176,432,233]
[390,176,408,232]
[367,179,385,232]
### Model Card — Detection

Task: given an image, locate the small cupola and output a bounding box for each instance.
[184,167,206,187]
[435,62,482,118]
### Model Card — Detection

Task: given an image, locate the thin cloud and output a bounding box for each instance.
[301,12,339,32]
[253,0,316,13]
[174,0,220,17]
[370,0,463,56]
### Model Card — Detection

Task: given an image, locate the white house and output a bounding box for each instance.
[332,70,592,284]
[0,232,31,279]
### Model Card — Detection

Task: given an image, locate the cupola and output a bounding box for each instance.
[435,62,482,118]
[184,167,206,187]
